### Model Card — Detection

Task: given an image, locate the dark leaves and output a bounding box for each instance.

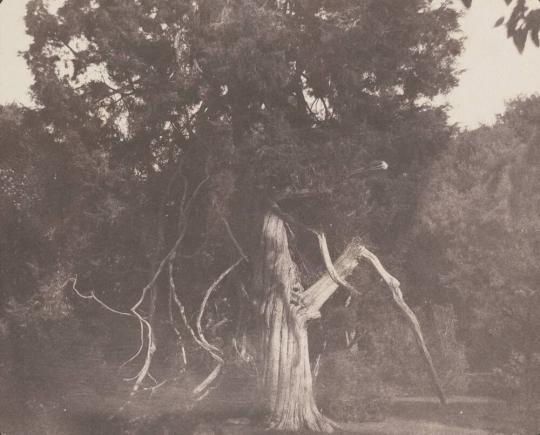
[463,0,540,53]
[531,29,540,47]
[513,29,527,53]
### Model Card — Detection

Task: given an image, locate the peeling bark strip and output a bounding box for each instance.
[256,211,446,432]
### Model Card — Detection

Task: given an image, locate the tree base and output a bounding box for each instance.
[266,404,341,432]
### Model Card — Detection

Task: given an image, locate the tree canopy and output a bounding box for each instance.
[416,95,540,408]
[15,0,463,313]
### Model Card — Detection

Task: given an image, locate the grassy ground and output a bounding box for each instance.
[0,352,533,435]
[1,385,528,435]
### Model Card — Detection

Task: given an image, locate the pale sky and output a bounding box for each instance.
[445,1,540,127]
[1,0,539,128]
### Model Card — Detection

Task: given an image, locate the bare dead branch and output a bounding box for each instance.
[184,172,209,217]
[346,326,364,350]
[70,162,213,404]
[362,247,446,404]
[179,173,189,214]
[196,258,245,357]
[238,281,250,301]
[127,313,156,394]
[316,232,363,298]
[216,205,248,261]
[232,336,254,364]
[193,363,223,396]
[69,275,155,396]
[120,320,145,368]
[168,255,224,363]
[312,233,446,405]
[72,214,191,395]
[120,222,193,392]
[167,268,187,367]
[142,379,167,395]
[69,276,132,317]
[301,240,362,312]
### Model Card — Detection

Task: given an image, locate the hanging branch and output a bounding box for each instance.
[118,217,196,394]
[357,247,446,405]
[314,231,447,405]
[70,165,212,401]
[168,252,244,397]
[169,257,223,399]
[168,253,224,364]
[167,262,187,367]
[193,363,223,396]
[195,258,245,358]
[70,276,132,317]
[122,170,212,392]
[215,204,248,261]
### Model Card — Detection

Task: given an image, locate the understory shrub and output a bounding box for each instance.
[315,303,469,422]
[362,303,469,395]
[316,348,391,422]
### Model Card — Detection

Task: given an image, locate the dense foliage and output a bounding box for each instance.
[417,95,540,430]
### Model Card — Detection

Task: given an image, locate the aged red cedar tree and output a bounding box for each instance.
[18,1,460,431]
[256,212,363,431]
[255,209,445,432]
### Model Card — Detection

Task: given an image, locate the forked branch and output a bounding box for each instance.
[70,170,210,398]
[168,253,223,364]
[168,252,245,396]
[70,276,131,317]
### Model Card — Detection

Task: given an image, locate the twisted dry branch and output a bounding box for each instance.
[168,253,224,364]
[68,169,220,409]
[168,254,246,397]
[215,204,248,261]
[195,257,245,357]
[314,231,447,405]
[188,257,245,396]
[70,276,131,317]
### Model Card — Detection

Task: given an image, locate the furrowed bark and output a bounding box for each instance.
[256,212,338,432]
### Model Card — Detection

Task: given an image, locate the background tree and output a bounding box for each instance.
[416,95,540,431]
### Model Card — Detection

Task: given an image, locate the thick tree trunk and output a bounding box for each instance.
[255,212,338,432]
[254,210,445,432]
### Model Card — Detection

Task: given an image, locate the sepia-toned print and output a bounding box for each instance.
[1,1,539,434]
